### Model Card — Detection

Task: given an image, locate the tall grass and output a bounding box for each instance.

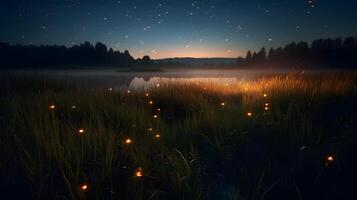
[0,72,357,199]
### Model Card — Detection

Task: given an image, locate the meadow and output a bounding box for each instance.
[1,71,357,200]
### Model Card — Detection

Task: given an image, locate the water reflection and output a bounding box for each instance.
[128,77,240,90]
[5,69,303,91]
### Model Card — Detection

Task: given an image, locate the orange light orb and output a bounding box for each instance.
[153,115,158,118]
[127,90,131,94]
[155,134,160,138]
[78,129,85,134]
[49,104,55,109]
[264,107,269,111]
[149,101,153,105]
[156,83,160,87]
[221,102,225,106]
[145,93,149,97]
[327,155,334,162]
[135,167,143,177]
[265,103,269,106]
[263,93,267,97]
[247,112,252,117]
[81,184,88,191]
[125,138,132,144]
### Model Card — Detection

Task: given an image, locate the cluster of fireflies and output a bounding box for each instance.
[47,85,337,188]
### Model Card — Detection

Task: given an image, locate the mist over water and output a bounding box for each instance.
[4,68,300,90]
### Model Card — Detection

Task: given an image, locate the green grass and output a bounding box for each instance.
[0,72,357,199]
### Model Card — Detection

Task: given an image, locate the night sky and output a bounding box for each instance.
[1,0,357,59]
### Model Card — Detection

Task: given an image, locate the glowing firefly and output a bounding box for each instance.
[125,138,132,144]
[78,129,85,134]
[326,155,334,165]
[149,101,153,105]
[153,115,158,118]
[155,134,160,138]
[134,167,143,177]
[221,102,225,106]
[263,93,267,97]
[49,104,55,109]
[247,112,252,117]
[80,184,88,191]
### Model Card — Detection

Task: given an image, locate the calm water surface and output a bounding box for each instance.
[4,68,315,91]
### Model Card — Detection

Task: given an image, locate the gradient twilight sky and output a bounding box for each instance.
[1,0,357,59]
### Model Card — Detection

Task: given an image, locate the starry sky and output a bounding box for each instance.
[1,0,357,59]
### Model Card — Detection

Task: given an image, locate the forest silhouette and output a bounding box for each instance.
[0,37,356,69]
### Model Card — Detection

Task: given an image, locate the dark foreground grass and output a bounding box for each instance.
[0,72,357,200]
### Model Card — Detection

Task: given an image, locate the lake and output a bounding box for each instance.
[2,68,315,91]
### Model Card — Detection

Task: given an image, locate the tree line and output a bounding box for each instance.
[1,37,357,69]
[239,37,357,69]
[0,41,153,68]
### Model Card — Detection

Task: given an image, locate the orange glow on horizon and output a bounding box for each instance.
[130,47,244,59]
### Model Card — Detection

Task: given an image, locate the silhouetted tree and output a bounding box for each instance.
[257,47,267,68]
[242,36,357,69]
[95,42,108,63]
[0,41,138,68]
[246,51,252,65]
[142,55,152,66]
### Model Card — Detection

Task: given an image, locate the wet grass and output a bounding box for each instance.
[0,72,357,199]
